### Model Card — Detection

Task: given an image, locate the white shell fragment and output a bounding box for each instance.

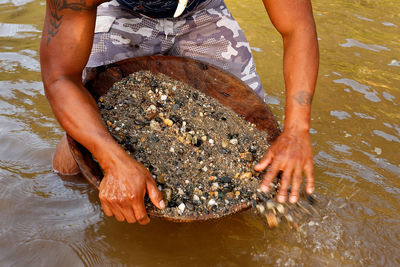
[208,199,216,206]
[173,0,188,18]
[178,203,185,213]
[256,204,265,215]
[276,204,285,214]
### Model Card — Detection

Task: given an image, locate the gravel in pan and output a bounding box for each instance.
[98,71,314,225]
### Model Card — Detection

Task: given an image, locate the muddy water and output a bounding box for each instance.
[0,0,399,265]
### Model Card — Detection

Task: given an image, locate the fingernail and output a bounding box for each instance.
[307,187,314,194]
[277,195,285,203]
[289,196,297,203]
[159,200,165,209]
[260,184,269,193]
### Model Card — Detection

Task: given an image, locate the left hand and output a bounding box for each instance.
[254,129,314,203]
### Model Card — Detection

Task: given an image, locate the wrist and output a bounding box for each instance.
[92,138,129,171]
[283,120,310,135]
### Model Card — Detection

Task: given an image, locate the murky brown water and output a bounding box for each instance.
[1,0,399,265]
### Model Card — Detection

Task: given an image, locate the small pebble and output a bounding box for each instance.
[266,200,275,210]
[211,182,219,190]
[162,188,172,202]
[240,172,252,179]
[208,199,217,206]
[185,134,192,144]
[156,174,166,184]
[163,118,173,127]
[276,204,285,214]
[178,203,185,213]
[160,94,167,101]
[177,188,184,196]
[266,212,278,228]
[256,204,265,215]
[240,151,253,161]
[229,138,238,145]
[208,139,215,145]
[226,192,234,199]
[201,135,207,142]
[194,188,203,195]
[208,176,216,181]
[221,140,229,148]
[235,191,241,196]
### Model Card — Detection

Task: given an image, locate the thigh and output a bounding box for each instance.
[171,2,265,99]
[86,0,173,68]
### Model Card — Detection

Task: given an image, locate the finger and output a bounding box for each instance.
[108,199,126,222]
[99,192,113,217]
[259,162,281,193]
[131,196,150,225]
[118,200,137,224]
[254,150,273,171]
[289,165,302,203]
[146,177,165,210]
[304,161,315,194]
[277,166,293,203]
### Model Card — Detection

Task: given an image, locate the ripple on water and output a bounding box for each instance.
[382,22,398,27]
[333,78,381,102]
[353,112,376,120]
[373,130,400,143]
[354,14,373,22]
[388,59,400,67]
[0,81,44,98]
[0,51,40,72]
[382,91,396,103]
[0,23,39,38]
[0,0,34,6]
[339,38,391,52]
[330,110,351,120]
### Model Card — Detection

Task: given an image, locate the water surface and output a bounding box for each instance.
[0,0,399,265]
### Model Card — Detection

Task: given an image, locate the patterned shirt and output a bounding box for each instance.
[116,0,208,18]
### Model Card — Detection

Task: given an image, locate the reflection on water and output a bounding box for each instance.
[0,0,399,265]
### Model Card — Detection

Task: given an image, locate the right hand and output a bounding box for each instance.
[98,153,165,224]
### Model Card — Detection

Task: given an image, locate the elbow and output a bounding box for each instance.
[41,70,81,102]
[42,74,63,101]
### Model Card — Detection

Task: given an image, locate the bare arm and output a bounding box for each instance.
[255,0,319,203]
[40,0,164,223]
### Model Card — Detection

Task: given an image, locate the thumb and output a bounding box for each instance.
[254,150,273,171]
[146,178,165,210]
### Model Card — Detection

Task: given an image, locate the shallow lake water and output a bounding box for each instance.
[0,0,399,266]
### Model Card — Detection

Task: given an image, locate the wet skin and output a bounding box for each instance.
[40,0,319,223]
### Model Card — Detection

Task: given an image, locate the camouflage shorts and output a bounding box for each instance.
[87,0,264,98]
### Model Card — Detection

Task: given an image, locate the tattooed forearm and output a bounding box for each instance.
[292,90,313,106]
[46,0,90,45]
